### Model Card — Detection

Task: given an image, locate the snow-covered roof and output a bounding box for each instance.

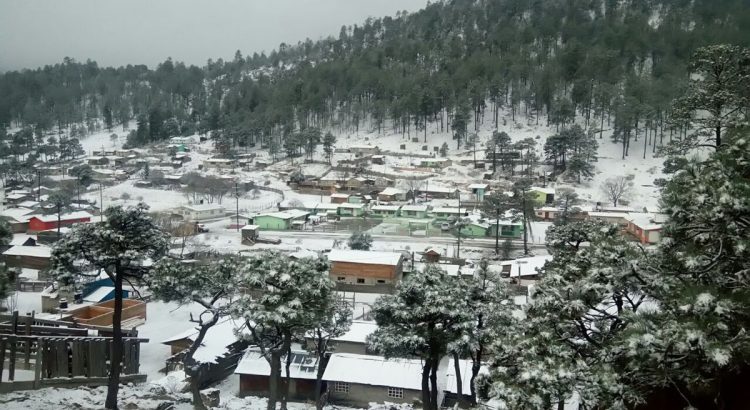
[378,187,404,196]
[338,203,364,209]
[400,204,428,212]
[600,206,636,213]
[30,211,92,223]
[1,207,36,222]
[432,207,465,214]
[500,255,552,277]
[2,245,52,258]
[17,200,40,208]
[323,354,424,390]
[536,206,560,212]
[241,225,259,230]
[371,205,401,211]
[587,211,630,219]
[9,234,36,246]
[84,286,114,303]
[468,183,489,190]
[333,320,378,344]
[235,348,319,379]
[315,203,340,211]
[259,209,309,220]
[530,186,555,195]
[180,204,225,212]
[163,318,248,363]
[328,249,403,266]
[204,158,234,163]
[330,193,350,199]
[626,213,663,231]
[6,193,30,200]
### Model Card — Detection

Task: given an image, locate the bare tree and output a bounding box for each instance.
[600,176,633,207]
[402,179,425,204]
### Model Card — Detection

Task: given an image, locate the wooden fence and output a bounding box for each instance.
[0,312,148,392]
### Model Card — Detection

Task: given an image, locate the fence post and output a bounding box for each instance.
[8,336,17,381]
[34,339,43,388]
[0,337,5,384]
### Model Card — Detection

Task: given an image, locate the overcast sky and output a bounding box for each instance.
[0,0,430,72]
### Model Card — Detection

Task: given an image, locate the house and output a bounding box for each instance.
[371,155,385,165]
[2,245,52,272]
[535,206,560,221]
[314,203,340,217]
[86,156,109,167]
[421,186,456,199]
[460,221,489,238]
[1,207,37,232]
[586,211,630,226]
[529,186,555,205]
[377,187,406,202]
[252,210,309,230]
[235,347,319,400]
[625,213,665,244]
[422,248,442,263]
[4,191,32,206]
[370,205,401,218]
[17,200,40,210]
[170,136,195,145]
[399,204,429,219]
[498,255,552,285]
[431,207,467,220]
[177,204,225,221]
[28,211,92,232]
[328,249,405,288]
[468,183,490,201]
[344,176,373,191]
[330,193,350,204]
[323,354,430,407]
[305,320,378,356]
[203,158,235,169]
[337,203,365,217]
[419,158,452,169]
[488,219,524,239]
[348,144,380,156]
[241,225,259,244]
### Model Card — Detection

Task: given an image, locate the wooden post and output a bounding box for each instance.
[0,338,5,384]
[10,311,19,334]
[34,339,43,388]
[55,339,67,378]
[8,336,17,381]
[71,341,84,376]
[24,313,32,369]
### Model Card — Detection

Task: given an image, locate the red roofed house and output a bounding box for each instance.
[28,211,92,232]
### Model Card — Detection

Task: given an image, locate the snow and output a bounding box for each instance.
[2,245,52,258]
[29,211,92,223]
[322,353,425,390]
[498,255,553,277]
[180,203,225,212]
[329,320,378,344]
[328,249,403,266]
[83,287,114,303]
[235,348,319,379]
[161,317,248,364]
[1,207,36,222]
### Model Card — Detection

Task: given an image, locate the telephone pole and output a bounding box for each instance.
[235,181,240,231]
[99,183,104,222]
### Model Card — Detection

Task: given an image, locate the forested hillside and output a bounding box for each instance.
[1,0,748,150]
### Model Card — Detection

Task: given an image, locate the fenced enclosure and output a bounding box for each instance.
[0,312,148,393]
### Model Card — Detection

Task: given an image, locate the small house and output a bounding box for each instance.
[348,144,380,156]
[460,221,489,238]
[330,193,350,204]
[203,158,236,169]
[625,213,665,244]
[468,183,490,201]
[236,348,319,400]
[370,205,401,218]
[422,248,442,263]
[488,219,524,239]
[535,206,560,221]
[252,210,309,230]
[177,204,225,221]
[498,255,552,285]
[337,203,365,217]
[2,245,52,272]
[419,158,452,169]
[28,211,92,232]
[241,225,259,244]
[328,249,405,288]
[305,320,378,356]
[345,176,372,191]
[371,155,385,165]
[529,186,555,205]
[4,192,32,206]
[377,187,406,202]
[314,203,340,217]
[1,207,37,232]
[399,204,429,219]
[586,211,630,226]
[323,354,428,407]
[431,207,467,220]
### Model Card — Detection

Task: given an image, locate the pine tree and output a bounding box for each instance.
[149,256,239,410]
[50,204,169,409]
[306,300,352,410]
[230,252,335,410]
[369,265,472,410]
[348,231,373,250]
[323,131,336,164]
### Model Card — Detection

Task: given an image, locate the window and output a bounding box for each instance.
[356,278,365,284]
[333,382,350,394]
[387,387,403,399]
[337,277,346,281]
[377,280,386,284]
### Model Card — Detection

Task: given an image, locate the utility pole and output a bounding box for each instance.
[455,189,462,259]
[99,183,104,222]
[37,170,41,201]
[234,181,240,232]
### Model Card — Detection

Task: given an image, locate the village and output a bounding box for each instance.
[0,109,669,410]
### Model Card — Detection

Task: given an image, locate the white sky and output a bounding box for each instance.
[0,0,430,71]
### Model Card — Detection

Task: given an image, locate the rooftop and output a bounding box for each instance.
[323,353,424,390]
[236,348,319,379]
[2,245,52,258]
[328,249,403,266]
[30,211,93,223]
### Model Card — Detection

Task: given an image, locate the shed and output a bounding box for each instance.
[305,320,378,356]
[28,211,92,232]
[235,348,319,400]
[529,186,555,205]
[328,249,404,288]
[370,205,401,218]
[377,187,406,202]
[337,203,365,217]
[177,204,226,221]
[252,210,309,230]
[399,204,429,219]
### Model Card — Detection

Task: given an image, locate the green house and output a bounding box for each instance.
[338,203,365,217]
[529,186,555,205]
[252,210,309,230]
[370,205,401,218]
[399,204,429,219]
[460,222,490,237]
[431,207,467,220]
[488,220,524,238]
[468,183,490,202]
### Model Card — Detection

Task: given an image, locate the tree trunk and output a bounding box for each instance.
[268,351,282,410]
[421,361,432,410]
[105,272,124,409]
[495,208,500,255]
[314,346,326,410]
[429,355,440,410]
[183,314,220,410]
[453,351,466,407]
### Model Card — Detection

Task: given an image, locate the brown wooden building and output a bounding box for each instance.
[235,348,319,400]
[328,249,404,289]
